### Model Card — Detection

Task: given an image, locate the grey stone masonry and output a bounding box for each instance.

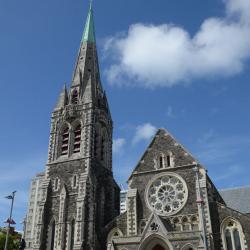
[107,128,250,250]
[25,7,119,250]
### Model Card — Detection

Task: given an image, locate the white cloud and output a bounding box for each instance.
[104,0,250,88]
[132,123,157,144]
[113,138,126,154]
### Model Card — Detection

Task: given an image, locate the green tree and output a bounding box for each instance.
[0,233,20,250]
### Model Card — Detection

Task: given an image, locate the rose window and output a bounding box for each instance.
[146,173,188,216]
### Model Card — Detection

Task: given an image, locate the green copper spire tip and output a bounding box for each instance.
[82,2,96,43]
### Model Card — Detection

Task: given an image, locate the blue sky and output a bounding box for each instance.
[0,0,250,231]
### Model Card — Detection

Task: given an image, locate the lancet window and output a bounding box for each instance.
[221,218,245,250]
[154,152,174,169]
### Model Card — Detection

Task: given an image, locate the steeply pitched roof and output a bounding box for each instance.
[219,186,250,214]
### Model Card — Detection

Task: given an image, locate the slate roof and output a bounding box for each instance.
[219,186,250,214]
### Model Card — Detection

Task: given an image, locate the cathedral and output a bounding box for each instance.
[24,5,250,250]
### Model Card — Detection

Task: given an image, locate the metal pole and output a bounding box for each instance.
[4,191,16,250]
[194,166,208,250]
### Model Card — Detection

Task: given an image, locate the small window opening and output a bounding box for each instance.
[61,127,69,156]
[159,156,164,168]
[73,125,81,153]
[166,155,171,167]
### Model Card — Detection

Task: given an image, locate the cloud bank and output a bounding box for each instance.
[104,0,250,88]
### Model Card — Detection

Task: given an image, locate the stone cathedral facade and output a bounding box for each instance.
[25,5,250,250]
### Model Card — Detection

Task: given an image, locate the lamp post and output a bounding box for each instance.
[4,191,16,250]
[193,166,208,250]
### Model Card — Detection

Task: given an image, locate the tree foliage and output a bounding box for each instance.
[0,233,20,250]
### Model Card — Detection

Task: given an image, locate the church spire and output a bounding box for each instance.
[70,2,103,103]
[82,2,95,44]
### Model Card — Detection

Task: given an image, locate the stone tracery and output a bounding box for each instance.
[147,173,188,216]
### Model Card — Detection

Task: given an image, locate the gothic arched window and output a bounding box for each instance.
[221,218,245,250]
[71,89,78,104]
[154,152,174,169]
[159,155,164,168]
[73,124,81,153]
[166,155,171,167]
[166,151,174,167]
[61,127,69,156]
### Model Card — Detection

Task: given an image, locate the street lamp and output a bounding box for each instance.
[4,191,17,250]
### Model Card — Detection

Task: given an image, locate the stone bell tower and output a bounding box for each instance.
[33,4,120,250]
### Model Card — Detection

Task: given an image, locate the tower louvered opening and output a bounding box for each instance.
[61,127,69,156]
[73,125,81,153]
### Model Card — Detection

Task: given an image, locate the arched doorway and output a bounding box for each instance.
[139,235,172,250]
[152,244,166,250]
